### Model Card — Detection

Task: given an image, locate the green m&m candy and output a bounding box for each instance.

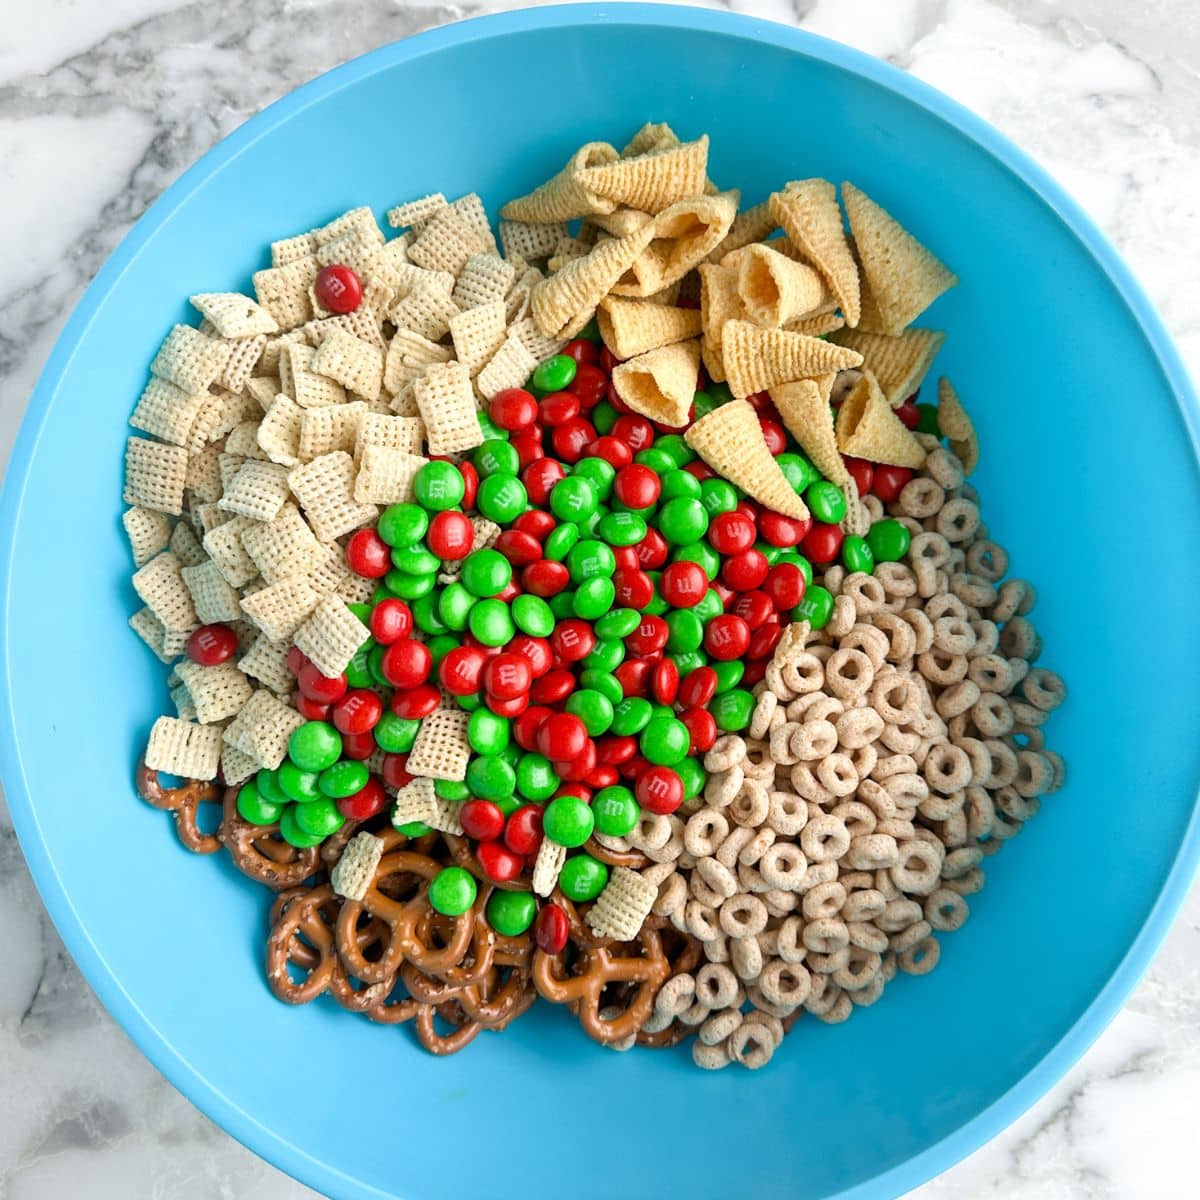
[640,717,690,766]
[559,853,608,901]
[592,785,639,837]
[237,781,283,826]
[255,768,288,807]
[592,399,617,434]
[377,502,428,547]
[675,756,706,801]
[611,696,653,736]
[548,591,576,621]
[367,643,391,691]
[658,497,709,545]
[492,794,520,819]
[391,543,439,575]
[660,468,701,501]
[412,460,465,511]
[277,761,322,805]
[842,535,875,574]
[411,591,448,635]
[429,866,477,916]
[288,721,342,772]
[292,795,345,839]
[597,511,646,546]
[674,541,721,581]
[573,577,615,620]
[515,752,558,801]
[344,641,374,688]
[461,548,512,597]
[710,688,755,732]
[550,476,598,523]
[486,888,537,936]
[578,316,602,342]
[474,438,520,477]
[435,779,471,801]
[565,688,614,736]
[579,669,623,706]
[595,608,640,640]
[384,569,436,600]
[573,456,616,500]
[642,586,669,617]
[426,634,460,673]
[318,759,368,799]
[777,452,819,494]
[395,820,432,837]
[477,473,527,523]
[635,447,675,474]
[712,660,744,692]
[806,480,847,524]
[542,795,594,847]
[468,598,514,647]
[665,608,704,654]
[476,411,509,442]
[581,637,624,673]
[867,518,911,563]
[279,804,326,848]
[373,713,419,754]
[438,581,476,631]
[700,478,738,516]
[671,650,706,676]
[466,754,516,801]
[567,539,616,581]
[795,584,834,629]
[655,434,693,467]
[694,589,723,622]
[532,353,577,392]
[468,709,509,756]
[512,593,555,637]
[544,522,580,561]
[916,403,941,436]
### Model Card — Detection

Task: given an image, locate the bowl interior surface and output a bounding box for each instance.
[3,9,1200,1200]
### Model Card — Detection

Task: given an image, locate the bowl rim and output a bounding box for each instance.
[2,5,1199,1198]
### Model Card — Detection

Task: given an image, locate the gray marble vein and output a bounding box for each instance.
[2,1,1199,1196]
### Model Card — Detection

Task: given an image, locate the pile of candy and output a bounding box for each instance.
[126,124,1065,1067]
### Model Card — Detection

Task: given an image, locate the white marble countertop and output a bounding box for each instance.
[2,0,1199,1195]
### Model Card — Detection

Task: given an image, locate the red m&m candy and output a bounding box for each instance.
[482,653,533,700]
[704,614,750,661]
[426,511,474,560]
[314,264,362,314]
[185,624,238,665]
[346,529,392,578]
[489,388,538,430]
[636,766,684,815]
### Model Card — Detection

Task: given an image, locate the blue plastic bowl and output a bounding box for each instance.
[3,6,1200,1198]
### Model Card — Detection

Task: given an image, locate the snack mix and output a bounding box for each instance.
[126,125,1065,1068]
